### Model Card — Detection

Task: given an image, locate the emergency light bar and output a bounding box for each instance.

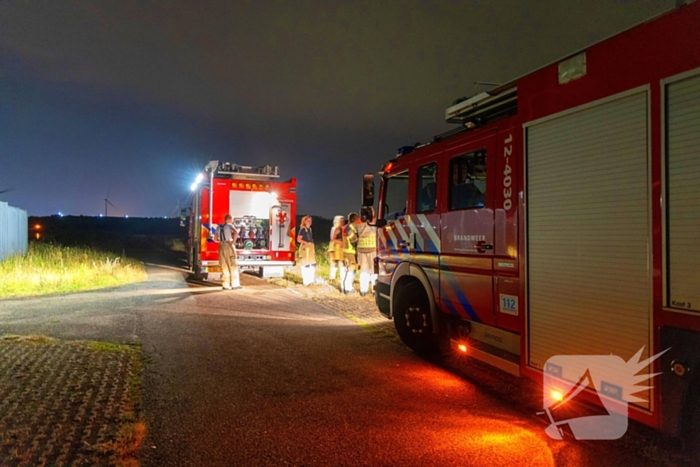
[445,86,518,125]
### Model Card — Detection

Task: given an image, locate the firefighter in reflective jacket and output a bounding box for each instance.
[356,207,376,297]
[217,214,241,290]
[328,215,345,282]
[341,212,359,294]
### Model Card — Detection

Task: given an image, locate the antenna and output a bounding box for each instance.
[473,81,501,95]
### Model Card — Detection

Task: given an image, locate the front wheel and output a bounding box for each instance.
[393,283,439,356]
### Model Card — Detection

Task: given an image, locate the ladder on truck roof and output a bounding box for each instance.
[445,85,518,125]
[205,160,280,179]
[428,85,518,142]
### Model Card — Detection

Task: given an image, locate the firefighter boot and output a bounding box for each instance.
[231,269,242,289]
[359,271,370,296]
[301,265,309,286]
[222,272,232,290]
[329,262,338,282]
[302,265,314,286]
[343,269,355,295]
[338,264,347,291]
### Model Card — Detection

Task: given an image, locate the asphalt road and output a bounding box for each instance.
[0,261,689,466]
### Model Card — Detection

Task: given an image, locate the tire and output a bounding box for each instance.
[192,259,206,280]
[393,282,440,356]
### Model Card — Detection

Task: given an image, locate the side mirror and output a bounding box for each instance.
[362,173,375,208]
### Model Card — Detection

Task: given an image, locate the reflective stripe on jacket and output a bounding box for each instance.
[356,223,376,250]
[343,224,357,254]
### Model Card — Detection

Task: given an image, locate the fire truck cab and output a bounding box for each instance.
[188,160,296,279]
[372,2,700,447]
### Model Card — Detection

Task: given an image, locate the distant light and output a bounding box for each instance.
[35,224,41,230]
[190,182,197,191]
[58,211,63,217]
[457,344,467,353]
[99,214,103,217]
[195,173,204,183]
[125,215,129,219]
[551,390,564,403]
[163,216,167,219]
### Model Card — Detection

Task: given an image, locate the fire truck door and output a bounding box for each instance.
[440,132,496,326]
[270,204,290,251]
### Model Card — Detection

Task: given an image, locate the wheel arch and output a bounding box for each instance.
[390,262,441,334]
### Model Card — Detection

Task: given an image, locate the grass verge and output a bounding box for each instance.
[0,242,147,298]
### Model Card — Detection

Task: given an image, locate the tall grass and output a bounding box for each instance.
[313,241,331,279]
[0,243,147,298]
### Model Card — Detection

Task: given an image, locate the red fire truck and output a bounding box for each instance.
[188,160,296,279]
[370,2,700,446]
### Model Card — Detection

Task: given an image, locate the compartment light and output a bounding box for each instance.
[551,390,564,403]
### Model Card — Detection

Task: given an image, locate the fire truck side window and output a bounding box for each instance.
[383,172,408,220]
[449,150,486,210]
[416,163,437,213]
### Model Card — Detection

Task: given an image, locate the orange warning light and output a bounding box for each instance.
[457,344,467,353]
[551,390,564,403]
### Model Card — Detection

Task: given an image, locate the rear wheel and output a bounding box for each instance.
[191,254,207,280]
[393,283,439,356]
[188,248,196,270]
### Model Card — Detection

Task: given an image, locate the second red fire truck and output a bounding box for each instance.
[188,160,297,279]
[369,2,700,449]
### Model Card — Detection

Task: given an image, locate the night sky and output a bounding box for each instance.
[0,1,673,219]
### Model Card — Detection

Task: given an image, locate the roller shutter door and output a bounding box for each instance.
[667,74,700,313]
[526,91,651,407]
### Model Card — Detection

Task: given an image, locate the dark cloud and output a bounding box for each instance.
[0,0,672,217]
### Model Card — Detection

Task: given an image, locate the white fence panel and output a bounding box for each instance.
[0,201,28,261]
